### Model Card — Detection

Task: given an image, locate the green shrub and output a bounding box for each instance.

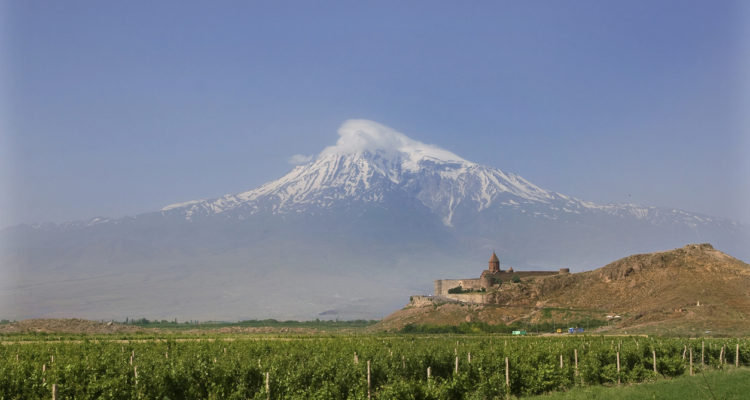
[447,286,464,294]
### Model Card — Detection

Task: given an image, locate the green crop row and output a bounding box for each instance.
[1,336,747,399]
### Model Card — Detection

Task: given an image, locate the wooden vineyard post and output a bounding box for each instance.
[682,345,687,360]
[719,345,725,366]
[574,349,579,377]
[690,348,694,376]
[367,360,371,400]
[455,356,459,374]
[737,344,740,367]
[52,384,56,400]
[427,366,431,387]
[42,364,46,383]
[468,352,471,364]
[559,354,563,369]
[505,357,510,388]
[130,350,134,365]
[652,350,657,374]
[354,352,359,365]
[616,352,621,385]
[701,341,705,368]
[265,372,270,400]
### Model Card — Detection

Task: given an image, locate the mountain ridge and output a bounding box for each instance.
[156,119,732,231]
[1,119,746,321]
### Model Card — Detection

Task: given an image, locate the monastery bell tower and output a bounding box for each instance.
[489,251,500,273]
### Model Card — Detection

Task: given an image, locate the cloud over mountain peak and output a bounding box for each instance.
[319,119,467,165]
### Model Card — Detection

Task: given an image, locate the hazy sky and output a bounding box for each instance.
[2,1,748,228]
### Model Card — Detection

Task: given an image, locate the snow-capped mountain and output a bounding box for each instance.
[1,120,746,321]
[161,119,724,230]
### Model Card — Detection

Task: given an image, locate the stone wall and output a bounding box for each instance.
[435,271,558,296]
[444,292,487,304]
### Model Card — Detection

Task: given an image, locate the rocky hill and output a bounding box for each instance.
[377,244,750,335]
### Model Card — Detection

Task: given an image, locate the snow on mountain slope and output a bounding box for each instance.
[162,120,556,221]
[162,119,719,228]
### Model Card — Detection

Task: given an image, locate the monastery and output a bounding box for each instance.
[431,252,569,303]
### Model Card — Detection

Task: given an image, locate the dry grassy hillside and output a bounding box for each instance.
[378,244,750,335]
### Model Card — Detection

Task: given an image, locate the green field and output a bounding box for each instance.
[529,367,750,399]
[1,334,747,399]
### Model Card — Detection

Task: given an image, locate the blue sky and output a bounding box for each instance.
[2,1,748,227]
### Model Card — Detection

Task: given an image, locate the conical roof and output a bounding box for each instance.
[490,252,499,263]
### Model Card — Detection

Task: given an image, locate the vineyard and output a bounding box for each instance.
[1,335,748,399]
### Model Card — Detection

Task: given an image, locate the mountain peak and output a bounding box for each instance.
[319,119,469,169]
[158,119,734,238]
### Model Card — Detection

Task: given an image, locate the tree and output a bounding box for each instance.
[448,286,464,294]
